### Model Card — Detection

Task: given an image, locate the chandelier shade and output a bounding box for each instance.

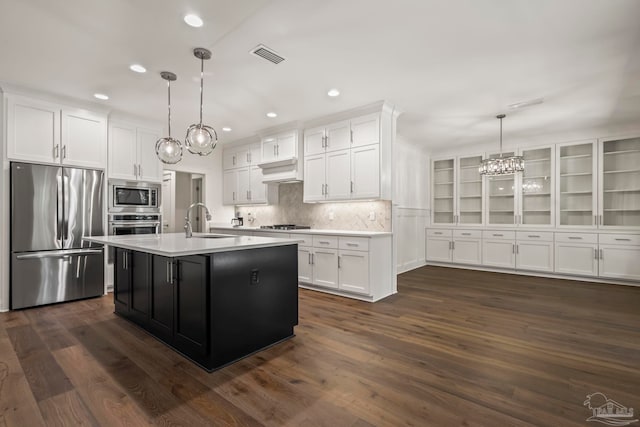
[479,114,524,176]
[155,71,183,164]
[185,47,217,156]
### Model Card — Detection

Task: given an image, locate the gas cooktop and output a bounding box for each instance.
[260,224,311,230]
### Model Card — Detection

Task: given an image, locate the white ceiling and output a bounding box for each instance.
[1,0,639,150]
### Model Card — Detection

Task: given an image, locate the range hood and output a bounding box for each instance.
[257,157,302,183]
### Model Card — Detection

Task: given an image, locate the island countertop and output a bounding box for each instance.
[208,224,392,237]
[84,232,303,257]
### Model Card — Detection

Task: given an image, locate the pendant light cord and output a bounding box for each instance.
[167,80,172,137]
[199,56,204,125]
[499,115,503,158]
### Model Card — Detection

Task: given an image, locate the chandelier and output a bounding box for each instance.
[479,114,524,176]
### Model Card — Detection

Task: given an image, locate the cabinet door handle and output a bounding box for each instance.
[594,248,598,260]
[614,238,631,242]
[273,145,277,156]
[311,253,314,264]
[512,244,515,254]
[62,145,67,159]
[232,191,236,201]
[276,144,279,156]
[461,233,471,236]
[593,215,597,226]
[247,153,250,163]
[346,242,358,247]
[123,252,127,270]
[166,261,170,283]
[568,236,582,240]
[308,252,311,265]
[599,215,603,226]
[233,155,236,165]
[493,234,503,237]
[599,249,603,260]
[516,244,519,254]
[138,164,142,177]
[527,235,540,238]
[133,164,137,177]
[54,144,59,159]
[318,241,330,245]
[350,181,354,193]
[325,184,329,195]
[452,241,455,250]
[170,261,175,285]
[338,255,341,268]
[350,129,354,143]
[247,190,250,200]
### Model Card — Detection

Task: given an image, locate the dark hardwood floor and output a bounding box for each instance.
[1,265,639,426]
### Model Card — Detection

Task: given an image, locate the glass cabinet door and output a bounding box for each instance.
[486,152,516,225]
[558,142,596,227]
[520,147,553,226]
[600,137,640,227]
[457,155,483,225]
[432,158,455,224]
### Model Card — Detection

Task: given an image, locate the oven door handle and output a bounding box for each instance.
[109,221,161,227]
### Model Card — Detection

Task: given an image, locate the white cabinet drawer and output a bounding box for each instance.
[598,234,640,246]
[555,233,597,244]
[339,236,369,251]
[482,230,515,240]
[260,231,290,238]
[295,234,313,247]
[426,229,452,238]
[453,229,481,239]
[313,235,338,249]
[516,231,554,242]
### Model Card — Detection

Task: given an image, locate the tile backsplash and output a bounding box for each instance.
[235,182,391,231]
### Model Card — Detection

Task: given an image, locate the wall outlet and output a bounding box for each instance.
[369,211,376,221]
[329,211,335,220]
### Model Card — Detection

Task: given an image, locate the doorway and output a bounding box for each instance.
[162,171,206,233]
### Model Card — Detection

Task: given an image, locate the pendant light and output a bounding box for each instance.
[479,114,524,176]
[155,71,183,164]
[185,47,217,156]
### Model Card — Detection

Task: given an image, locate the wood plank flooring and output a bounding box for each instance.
[1,265,639,426]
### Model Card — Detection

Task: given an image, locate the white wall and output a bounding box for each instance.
[1,89,8,311]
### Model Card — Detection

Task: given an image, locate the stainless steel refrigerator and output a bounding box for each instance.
[11,162,105,309]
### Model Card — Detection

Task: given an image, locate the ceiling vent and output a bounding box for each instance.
[250,45,285,64]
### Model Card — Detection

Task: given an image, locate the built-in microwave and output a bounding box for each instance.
[108,180,160,213]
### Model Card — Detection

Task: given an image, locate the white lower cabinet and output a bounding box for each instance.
[515,231,554,272]
[311,249,339,289]
[452,230,482,265]
[598,234,640,280]
[426,229,453,262]
[554,233,598,277]
[338,250,370,294]
[298,246,313,283]
[482,231,516,269]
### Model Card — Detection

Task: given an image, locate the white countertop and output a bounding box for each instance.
[84,233,303,257]
[209,224,392,237]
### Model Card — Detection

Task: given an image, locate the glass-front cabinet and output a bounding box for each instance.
[599,136,640,228]
[557,141,597,227]
[485,146,554,227]
[432,155,484,226]
[520,146,554,226]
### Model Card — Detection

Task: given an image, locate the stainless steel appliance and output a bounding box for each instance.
[10,162,105,309]
[260,224,311,230]
[108,213,161,235]
[108,180,160,212]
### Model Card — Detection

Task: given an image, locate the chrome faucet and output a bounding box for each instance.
[185,202,212,238]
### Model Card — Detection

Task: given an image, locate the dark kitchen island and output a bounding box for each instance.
[84,233,300,371]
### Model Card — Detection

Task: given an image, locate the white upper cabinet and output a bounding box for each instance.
[351,144,380,199]
[61,108,107,169]
[108,120,162,182]
[303,112,384,202]
[556,141,598,228]
[261,130,297,163]
[222,170,238,205]
[598,136,640,229]
[432,154,484,226]
[6,94,106,168]
[484,145,555,228]
[350,114,380,148]
[222,142,261,170]
[222,164,273,206]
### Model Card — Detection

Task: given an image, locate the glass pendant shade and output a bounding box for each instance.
[156,71,183,164]
[185,47,217,156]
[479,114,524,176]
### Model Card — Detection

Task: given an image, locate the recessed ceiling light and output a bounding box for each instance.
[184,14,203,28]
[222,127,232,132]
[93,93,109,100]
[327,88,340,97]
[266,112,277,118]
[129,64,146,73]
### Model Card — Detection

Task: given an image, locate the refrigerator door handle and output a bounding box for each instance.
[57,173,64,244]
[16,249,103,259]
